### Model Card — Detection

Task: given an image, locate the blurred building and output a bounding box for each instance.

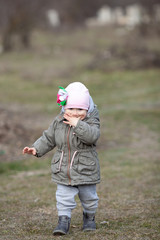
[86,4,160,28]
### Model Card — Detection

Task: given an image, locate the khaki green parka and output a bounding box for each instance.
[33,106,100,186]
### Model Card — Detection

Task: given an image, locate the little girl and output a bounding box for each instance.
[23,82,100,235]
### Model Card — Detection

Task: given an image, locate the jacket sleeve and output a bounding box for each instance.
[73,108,100,145]
[32,120,57,157]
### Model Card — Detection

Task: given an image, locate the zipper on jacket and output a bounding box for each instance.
[67,126,71,185]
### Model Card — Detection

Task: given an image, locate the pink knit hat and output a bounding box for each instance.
[64,82,90,110]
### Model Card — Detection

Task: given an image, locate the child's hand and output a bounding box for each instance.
[23,147,37,156]
[63,113,80,127]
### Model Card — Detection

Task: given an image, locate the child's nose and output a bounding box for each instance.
[73,109,78,116]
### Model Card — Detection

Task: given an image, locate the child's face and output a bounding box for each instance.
[65,108,87,120]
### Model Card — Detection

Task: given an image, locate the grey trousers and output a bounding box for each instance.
[56,184,99,218]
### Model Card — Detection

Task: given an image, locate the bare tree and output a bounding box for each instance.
[0,0,52,51]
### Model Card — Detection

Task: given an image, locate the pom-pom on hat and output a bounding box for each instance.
[56,82,89,110]
[57,86,68,107]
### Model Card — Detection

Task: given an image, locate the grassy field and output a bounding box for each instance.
[0,27,160,239]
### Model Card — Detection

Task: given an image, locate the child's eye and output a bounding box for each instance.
[78,108,83,111]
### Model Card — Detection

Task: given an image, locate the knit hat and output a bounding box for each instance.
[57,82,90,110]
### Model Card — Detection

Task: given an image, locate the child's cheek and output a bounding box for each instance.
[80,114,86,120]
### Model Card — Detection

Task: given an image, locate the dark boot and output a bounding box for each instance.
[53,215,71,235]
[83,212,96,231]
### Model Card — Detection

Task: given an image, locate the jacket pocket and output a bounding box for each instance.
[51,151,64,174]
[77,152,96,176]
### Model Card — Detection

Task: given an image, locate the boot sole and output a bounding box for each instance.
[53,230,68,235]
[83,228,96,232]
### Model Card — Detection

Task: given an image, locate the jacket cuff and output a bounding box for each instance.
[34,152,39,157]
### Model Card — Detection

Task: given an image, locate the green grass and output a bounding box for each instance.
[0,158,51,174]
[0,27,160,240]
[0,67,159,113]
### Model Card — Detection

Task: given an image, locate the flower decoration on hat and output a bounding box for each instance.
[57,86,68,107]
